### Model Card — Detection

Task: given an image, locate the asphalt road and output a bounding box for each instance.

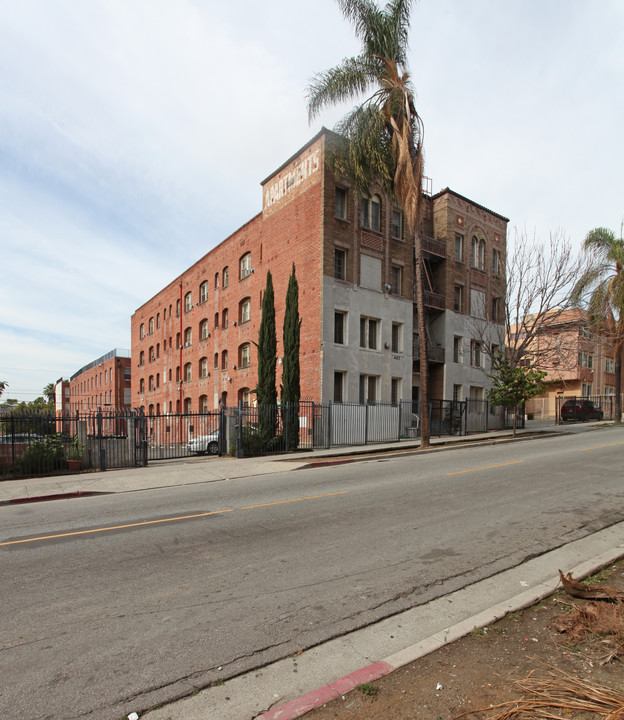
[2,426,623,720]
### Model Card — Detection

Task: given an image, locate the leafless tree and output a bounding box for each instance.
[470,228,588,374]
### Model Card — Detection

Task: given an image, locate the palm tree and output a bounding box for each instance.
[307,0,430,447]
[0,380,7,400]
[43,382,56,407]
[574,224,624,424]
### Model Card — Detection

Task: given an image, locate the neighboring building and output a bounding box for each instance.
[521,309,620,418]
[68,349,132,412]
[131,129,507,414]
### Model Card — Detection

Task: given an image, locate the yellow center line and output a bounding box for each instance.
[447,460,525,476]
[579,441,624,452]
[0,491,349,547]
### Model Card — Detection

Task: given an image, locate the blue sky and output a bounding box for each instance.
[1,0,622,402]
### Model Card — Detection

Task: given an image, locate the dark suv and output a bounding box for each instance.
[560,399,604,422]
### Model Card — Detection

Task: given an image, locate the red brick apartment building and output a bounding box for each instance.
[68,349,132,412]
[131,129,507,414]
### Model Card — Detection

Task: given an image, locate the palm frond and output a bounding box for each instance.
[307,55,376,121]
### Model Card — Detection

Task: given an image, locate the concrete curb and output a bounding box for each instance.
[255,545,624,720]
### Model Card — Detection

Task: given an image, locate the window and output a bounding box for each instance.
[184,292,192,312]
[469,386,484,402]
[334,311,346,344]
[221,350,228,371]
[335,187,347,219]
[360,317,378,349]
[200,319,209,339]
[239,297,251,324]
[582,382,592,397]
[334,248,346,280]
[176,331,181,349]
[184,327,192,347]
[176,299,180,317]
[455,233,464,262]
[471,236,485,270]
[391,378,401,404]
[139,378,145,393]
[391,266,402,295]
[156,313,160,329]
[361,195,381,231]
[240,252,252,280]
[239,343,251,368]
[175,365,180,382]
[222,308,228,328]
[149,317,154,334]
[471,340,482,368]
[491,297,501,323]
[199,394,208,413]
[139,350,145,366]
[391,322,402,353]
[392,209,402,239]
[454,285,463,313]
[200,281,209,304]
[139,323,145,339]
[453,384,462,402]
[184,398,192,414]
[149,375,155,391]
[333,371,344,403]
[223,267,229,288]
[492,249,501,276]
[199,357,208,378]
[606,358,615,373]
[359,374,378,404]
[184,362,192,382]
[239,387,251,407]
[453,336,463,363]
[578,352,594,369]
[149,346,155,362]
[214,272,219,289]
[214,352,219,368]
[471,289,486,318]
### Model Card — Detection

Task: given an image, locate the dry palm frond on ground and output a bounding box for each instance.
[452,666,624,719]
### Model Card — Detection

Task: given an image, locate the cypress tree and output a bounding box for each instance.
[281,264,301,450]
[256,271,277,443]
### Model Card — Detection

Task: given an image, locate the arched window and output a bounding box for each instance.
[214,312,219,328]
[221,349,228,370]
[361,194,381,232]
[183,397,191,413]
[200,319,209,339]
[238,343,251,368]
[139,350,145,366]
[222,266,229,288]
[184,362,192,382]
[149,317,154,334]
[184,327,192,347]
[148,375,155,391]
[140,323,145,339]
[238,387,251,407]
[240,252,252,280]
[199,394,208,413]
[149,346,155,362]
[471,236,486,271]
[139,378,145,393]
[199,357,208,378]
[239,297,251,324]
[214,352,219,368]
[184,292,192,312]
[200,281,209,304]
[222,308,228,328]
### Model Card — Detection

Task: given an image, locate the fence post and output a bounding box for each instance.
[97,407,106,471]
[236,401,243,458]
[365,401,369,445]
[327,402,332,449]
[396,402,401,442]
[284,402,289,452]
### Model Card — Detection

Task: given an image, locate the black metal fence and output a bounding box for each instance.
[555,394,619,424]
[0,408,147,479]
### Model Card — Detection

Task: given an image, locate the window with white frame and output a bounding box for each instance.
[239,297,251,324]
[184,327,192,347]
[391,322,402,353]
[471,236,485,270]
[391,265,402,295]
[392,209,402,239]
[455,233,464,262]
[140,323,145,339]
[199,357,208,378]
[184,362,192,382]
[239,343,251,368]
[199,394,209,413]
[240,252,252,280]
[361,194,381,231]
[149,317,154,334]
[470,340,482,367]
[184,292,192,312]
[200,281,209,303]
[359,316,379,350]
[200,319,209,339]
[606,358,615,373]
[223,266,229,288]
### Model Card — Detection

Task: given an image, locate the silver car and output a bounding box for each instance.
[187,430,219,455]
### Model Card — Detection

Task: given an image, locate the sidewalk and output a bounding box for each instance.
[0,420,569,505]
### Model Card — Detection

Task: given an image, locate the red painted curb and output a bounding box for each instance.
[256,660,394,719]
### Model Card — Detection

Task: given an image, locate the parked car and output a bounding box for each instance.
[187,430,219,455]
[0,433,43,443]
[560,399,604,422]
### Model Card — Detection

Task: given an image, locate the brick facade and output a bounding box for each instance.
[68,349,132,411]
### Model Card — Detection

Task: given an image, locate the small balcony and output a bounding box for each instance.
[423,289,446,311]
[412,340,445,364]
[420,234,446,260]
